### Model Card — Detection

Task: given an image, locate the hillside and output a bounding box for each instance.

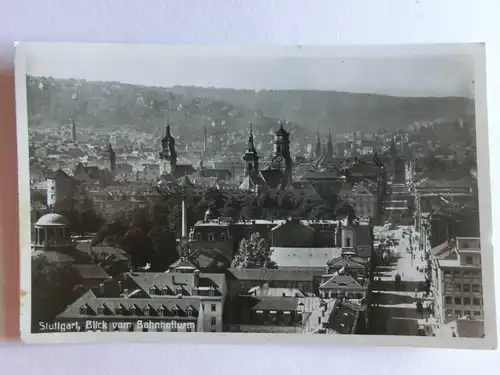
[26,76,474,138]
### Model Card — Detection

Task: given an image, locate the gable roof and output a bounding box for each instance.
[319,272,363,289]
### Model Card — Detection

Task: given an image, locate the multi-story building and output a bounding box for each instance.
[56,258,227,333]
[430,237,484,325]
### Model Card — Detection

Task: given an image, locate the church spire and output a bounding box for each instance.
[247,123,256,153]
[327,129,333,158]
[315,129,322,159]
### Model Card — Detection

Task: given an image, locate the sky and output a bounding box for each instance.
[23,44,476,98]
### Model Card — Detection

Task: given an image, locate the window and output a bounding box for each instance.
[444,283,453,293]
[186,309,192,317]
[211,317,217,326]
[453,283,461,293]
[462,271,471,278]
[465,256,474,265]
[444,271,452,278]
[472,284,481,293]
[208,233,215,241]
[158,307,165,316]
[463,311,471,317]
[97,306,106,315]
[445,296,453,305]
[186,326,192,332]
[195,233,201,241]
[142,327,148,332]
[171,327,177,332]
[79,306,87,315]
[454,310,462,318]
[346,238,351,247]
[453,270,461,278]
[115,306,123,315]
[211,329,216,332]
[143,307,150,316]
[149,287,156,295]
[130,306,136,315]
[473,298,481,306]
[162,287,170,296]
[220,233,226,241]
[445,309,453,318]
[209,288,215,297]
[473,311,482,316]
[463,284,471,292]
[463,297,471,305]
[454,297,462,305]
[211,304,216,312]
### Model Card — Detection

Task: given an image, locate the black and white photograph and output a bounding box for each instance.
[14,43,496,348]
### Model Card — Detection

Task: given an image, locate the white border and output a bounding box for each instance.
[15,42,497,350]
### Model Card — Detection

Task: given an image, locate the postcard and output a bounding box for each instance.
[14,43,496,349]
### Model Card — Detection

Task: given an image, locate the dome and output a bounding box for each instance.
[34,213,70,227]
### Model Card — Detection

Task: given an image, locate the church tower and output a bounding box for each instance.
[159,123,177,176]
[315,130,322,159]
[272,121,292,188]
[242,123,259,176]
[327,129,333,158]
[103,142,116,173]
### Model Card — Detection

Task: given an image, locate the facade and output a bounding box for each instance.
[431,237,484,325]
[56,259,227,332]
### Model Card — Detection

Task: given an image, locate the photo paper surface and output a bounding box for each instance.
[14,43,496,349]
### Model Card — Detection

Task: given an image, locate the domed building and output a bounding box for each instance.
[32,212,89,264]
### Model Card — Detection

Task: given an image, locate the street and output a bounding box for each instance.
[369,225,430,335]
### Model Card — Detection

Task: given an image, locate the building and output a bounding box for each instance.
[430,237,484,328]
[31,212,91,264]
[56,258,226,332]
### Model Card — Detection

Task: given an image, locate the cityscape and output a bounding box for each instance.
[25,47,487,339]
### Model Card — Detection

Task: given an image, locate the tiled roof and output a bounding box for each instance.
[430,241,450,258]
[127,271,226,297]
[58,290,202,320]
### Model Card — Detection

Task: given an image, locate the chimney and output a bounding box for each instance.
[123,288,129,298]
[194,269,200,287]
[181,199,188,241]
[99,283,104,295]
[117,281,122,293]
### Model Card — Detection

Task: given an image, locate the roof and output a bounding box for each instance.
[430,241,451,258]
[328,301,363,334]
[239,171,268,191]
[319,273,364,289]
[178,175,194,188]
[128,271,226,297]
[71,264,111,280]
[327,256,365,269]
[252,296,298,311]
[34,213,70,227]
[228,268,322,282]
[58,290,202,320]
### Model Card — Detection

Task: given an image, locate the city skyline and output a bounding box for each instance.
[22,44,475,98]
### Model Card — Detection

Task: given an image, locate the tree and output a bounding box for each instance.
[31,256,85,333]
[231,232,276,269]
[147,227,178,271]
